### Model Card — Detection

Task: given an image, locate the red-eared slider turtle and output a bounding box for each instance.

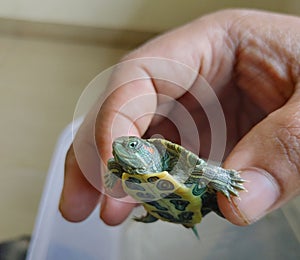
[105,136,245,238]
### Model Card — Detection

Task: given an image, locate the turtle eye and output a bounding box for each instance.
[128,141,138,149]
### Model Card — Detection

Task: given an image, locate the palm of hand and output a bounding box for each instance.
[144,84,266,160]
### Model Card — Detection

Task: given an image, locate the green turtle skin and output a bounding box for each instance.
[105,136,245,237]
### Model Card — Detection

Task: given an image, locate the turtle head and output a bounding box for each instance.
[112,136,162,174]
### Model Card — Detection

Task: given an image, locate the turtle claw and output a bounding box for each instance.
[231,181,246,191]
[228,185,241,197]
[134,213,158,223]
[202,166,246,200]
[230,176,245,182]
[228,170,246,182]
[221,189,231,200]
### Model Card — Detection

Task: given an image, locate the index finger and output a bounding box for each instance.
[60,57,201,223]
[60,62,158,223]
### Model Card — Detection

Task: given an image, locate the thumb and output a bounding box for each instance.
[219,101,300,225]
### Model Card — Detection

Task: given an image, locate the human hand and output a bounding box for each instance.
[59,9,300,226]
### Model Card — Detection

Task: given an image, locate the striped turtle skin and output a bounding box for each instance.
[105,136,245,238]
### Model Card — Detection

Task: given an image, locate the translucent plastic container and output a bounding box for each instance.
[27,121,300,260]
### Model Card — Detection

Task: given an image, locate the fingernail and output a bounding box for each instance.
[233,168,280,224]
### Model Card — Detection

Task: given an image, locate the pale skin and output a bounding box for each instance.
[60,9,300,226]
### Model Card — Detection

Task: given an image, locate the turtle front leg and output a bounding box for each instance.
[197,165,246,199]
[104,158,123,189]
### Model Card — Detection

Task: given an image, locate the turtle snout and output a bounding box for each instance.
[112,137,126,147]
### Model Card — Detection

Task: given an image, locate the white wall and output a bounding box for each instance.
[0,0,298,32]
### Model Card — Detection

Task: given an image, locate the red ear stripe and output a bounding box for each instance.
[144,145,155,154]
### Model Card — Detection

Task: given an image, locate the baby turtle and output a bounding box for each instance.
[105,136,245,238]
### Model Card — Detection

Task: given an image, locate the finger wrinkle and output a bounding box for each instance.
[275,127,300,174]
[140,64,160,95]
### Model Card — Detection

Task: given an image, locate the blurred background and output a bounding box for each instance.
[0,0,299,246]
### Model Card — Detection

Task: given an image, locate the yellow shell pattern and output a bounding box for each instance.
[122,171,205,227]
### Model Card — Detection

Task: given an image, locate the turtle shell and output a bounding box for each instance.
[122,171,207,227]
[106,136,245,237]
